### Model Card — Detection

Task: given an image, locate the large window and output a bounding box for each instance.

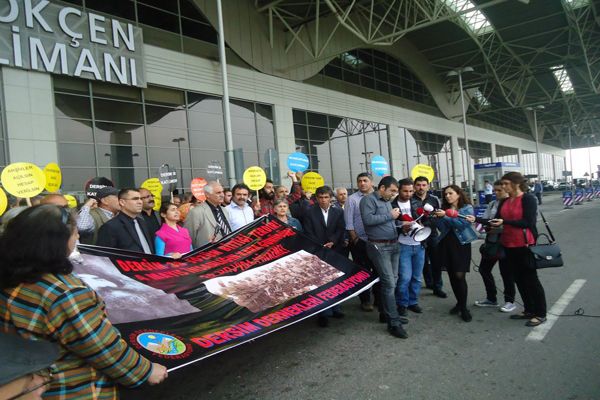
[402,129,453,189]
[54,77,276,193]
[293,110,390,190]
[457,139,492,188]
[496,145,519,163]
[321,49,435,106]
[55,0,218,55]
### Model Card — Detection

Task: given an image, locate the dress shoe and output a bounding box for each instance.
[360,302,374,312]
[317,316,329,327]
[433,289,448,298]
[460,309,472,322]
[408,304,423,314]
[332,310,345,319]
[397,305,408,316]
[388,325,408,339]
[449,305,460,315]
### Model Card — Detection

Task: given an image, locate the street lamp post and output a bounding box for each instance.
[172,137,185,191]
[526,105,545,181]
[568,125,575,191]
[447,66,474,202]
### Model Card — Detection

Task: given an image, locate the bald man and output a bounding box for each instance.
[40,194,68,207]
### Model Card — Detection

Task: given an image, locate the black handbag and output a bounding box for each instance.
[524,211,563,269]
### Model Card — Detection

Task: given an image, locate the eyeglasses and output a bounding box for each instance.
[6,369,54,400]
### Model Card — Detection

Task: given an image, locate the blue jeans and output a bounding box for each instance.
[396,244,426,307]
[366,241,401,327]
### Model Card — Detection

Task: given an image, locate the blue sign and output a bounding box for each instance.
[474,206,487,218]
[563,190,572,198]
[474,162,520,169]
[287,152,309,172]
[371,155,389,176]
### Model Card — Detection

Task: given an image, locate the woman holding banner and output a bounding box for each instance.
[274,198,303,231]
[0,205,168,399]
[155,202,193,258]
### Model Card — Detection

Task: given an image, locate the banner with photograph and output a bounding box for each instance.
[76,216,376,371]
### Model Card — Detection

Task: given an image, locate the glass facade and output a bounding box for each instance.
[55,0,218,55]
[54,77,276,193]
[293,110,390,189]
[0,72,5,168]
[457,139,492,187]
[320,49,435,106]
[496,145,519,163]
[522,151,560,181]
[402,129,453,189]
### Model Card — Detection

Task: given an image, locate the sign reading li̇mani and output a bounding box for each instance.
[287,152,309,173]
[0,0,145,87]
[370,155,389,176]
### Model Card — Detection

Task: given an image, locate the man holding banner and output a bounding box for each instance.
[185,181,232,248]
[360,176,408,339]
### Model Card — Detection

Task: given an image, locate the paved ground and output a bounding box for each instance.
[124,192,600,400]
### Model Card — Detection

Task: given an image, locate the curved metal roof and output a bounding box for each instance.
[254,0,600,149]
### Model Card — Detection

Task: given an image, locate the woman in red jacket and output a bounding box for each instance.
[489,172,547,327]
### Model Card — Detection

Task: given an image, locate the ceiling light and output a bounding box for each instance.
[551,65,575,94]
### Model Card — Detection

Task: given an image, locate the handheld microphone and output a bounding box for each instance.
[445,209,470,219]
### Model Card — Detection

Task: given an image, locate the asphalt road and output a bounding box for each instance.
[124,192,600,400]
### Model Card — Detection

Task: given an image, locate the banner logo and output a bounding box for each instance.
[135,331,189,357]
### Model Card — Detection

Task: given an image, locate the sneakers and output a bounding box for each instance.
[500,302,517,313]
[474,299,499,307]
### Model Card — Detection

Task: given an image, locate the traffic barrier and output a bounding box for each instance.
[563,190,574,208]
[574,189,585,205]
[585,187,594,201]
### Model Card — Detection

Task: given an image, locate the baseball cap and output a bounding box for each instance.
[0,332,60,386]
[95,186,119,200]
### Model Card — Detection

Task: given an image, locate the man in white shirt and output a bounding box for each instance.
[392,178,426,316]
[484,180,494,204]
[226,183,255,231]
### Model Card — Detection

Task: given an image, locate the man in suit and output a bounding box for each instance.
[184,181,232,248]
[96,188,155,254]
[303,185,346,327]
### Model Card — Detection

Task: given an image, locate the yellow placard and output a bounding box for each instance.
[411,164,435,182]
[301,171,325,193]
[243,166,267,191]
[43,162,62,193]
[141,178,163,211]
[0,188,7,216]
[64,194,78,209]
[1,162,46,198]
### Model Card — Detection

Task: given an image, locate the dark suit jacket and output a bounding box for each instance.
[303,205,346,254]
[96,213,155,254]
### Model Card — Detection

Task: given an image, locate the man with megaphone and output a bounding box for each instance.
[391,178,429,317]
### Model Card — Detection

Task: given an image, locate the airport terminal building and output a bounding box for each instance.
[0,0,570,194]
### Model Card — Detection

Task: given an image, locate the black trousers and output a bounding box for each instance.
[423,244,443,290]
[478,256,515,303]
[350,239,380,305]
[505,247,547,318]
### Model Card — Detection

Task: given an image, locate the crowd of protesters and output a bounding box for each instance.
[0,169,546,398]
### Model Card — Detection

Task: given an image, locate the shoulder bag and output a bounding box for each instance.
[524,211,563,269]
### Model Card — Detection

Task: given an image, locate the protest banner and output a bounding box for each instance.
[1,162,46,198]
[207,161,224,183]
[77,216,376,371]
[43,163,62,192]
[64,194,78,209]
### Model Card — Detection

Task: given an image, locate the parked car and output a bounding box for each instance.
[556,182,568,191]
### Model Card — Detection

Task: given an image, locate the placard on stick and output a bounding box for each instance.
[141,178,163,211]
[43,163,62,192]
[1,162,46,198]
[301,171,325,194]
[411,164,435,182]
[0,188,7,216]
[191,178,207,202]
